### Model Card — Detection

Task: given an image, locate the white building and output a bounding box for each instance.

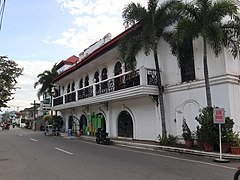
[52,27,240,141]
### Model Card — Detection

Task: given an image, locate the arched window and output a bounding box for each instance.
[101,68,108,92]
[85,76,89,87]
[114,62,123,90]
[94,71,100,94]
[62,86,65,95]
[101,68,108,80]
[71,82,75,91]
[114,62,122,76]
[79,79,83,89]
[67,84,70,93]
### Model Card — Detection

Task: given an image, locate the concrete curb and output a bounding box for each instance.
[60,134,240,160]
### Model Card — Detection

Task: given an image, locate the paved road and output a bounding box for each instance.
[0,127,239,180]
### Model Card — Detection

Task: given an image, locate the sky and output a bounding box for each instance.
[0,0,147,112]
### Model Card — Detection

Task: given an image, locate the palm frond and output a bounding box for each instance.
[122,2,147,28]
[205,24,224,56]
[209,0,237,23]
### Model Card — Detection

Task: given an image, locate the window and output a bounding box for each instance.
[79,79,83,89]
[67,84,70,93]
[94,71,99,83]
[85,76,89,87]
[180,39,195,82]
[71,82,75,91]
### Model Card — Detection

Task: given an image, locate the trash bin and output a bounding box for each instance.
[68,129,72,136]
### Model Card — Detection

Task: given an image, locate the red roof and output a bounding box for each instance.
[65,55,78,64]
[56,55,79,70]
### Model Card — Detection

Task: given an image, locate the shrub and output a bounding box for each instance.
[158,134,177,145]
[182,119,193,140]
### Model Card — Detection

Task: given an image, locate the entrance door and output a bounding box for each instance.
[118,111,133,138]
[80,115,87,135]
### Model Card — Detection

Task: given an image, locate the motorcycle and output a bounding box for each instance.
[96,128,110,145]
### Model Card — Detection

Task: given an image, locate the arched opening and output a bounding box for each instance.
[79,78,83,89]
[71,82,75,91]
[80,114,87,135]
[85,76,89,86]
[85,76,89,95]
[96,113,106,130]
[68,115,73,130]
[94,71,100,94]
[101,68,108,92]
[67,84,70,93]
[114,62,123,90]
[118,110,133,138]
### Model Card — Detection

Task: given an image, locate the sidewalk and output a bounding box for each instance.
[59,133,240,161]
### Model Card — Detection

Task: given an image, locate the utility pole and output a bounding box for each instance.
[31,100,40,131]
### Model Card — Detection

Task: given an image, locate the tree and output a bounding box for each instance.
[0,56,23,109]
[118,0,181,138]
[34,65,58,100]
[166,0,240,107]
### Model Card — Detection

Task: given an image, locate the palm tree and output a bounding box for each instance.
[166,0,240,107]
[118,0,181,138]
[34,65,58,100]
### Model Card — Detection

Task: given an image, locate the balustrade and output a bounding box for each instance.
[53,68,157,106]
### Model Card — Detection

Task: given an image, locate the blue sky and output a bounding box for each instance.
[0,0,147,112]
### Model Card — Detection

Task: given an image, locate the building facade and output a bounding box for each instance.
[52,28,240,142]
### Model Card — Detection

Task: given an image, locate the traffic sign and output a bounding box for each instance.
[213,108,225,124]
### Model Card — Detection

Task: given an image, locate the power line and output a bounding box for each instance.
[0,0,6,30]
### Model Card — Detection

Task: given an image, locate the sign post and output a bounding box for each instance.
[213,108,229,163]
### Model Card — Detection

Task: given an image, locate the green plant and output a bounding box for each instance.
[221,117,234,144]
[231,132,240,147]
[195,107,218,144]
[158,134,177,146]
[182,119,193,140]
[196,125,202,140]
[195,107,234,144]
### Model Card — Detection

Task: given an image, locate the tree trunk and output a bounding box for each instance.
[153,45,167,139]
[203,38,212,107]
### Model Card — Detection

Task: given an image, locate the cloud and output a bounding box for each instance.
[46,0,147,53]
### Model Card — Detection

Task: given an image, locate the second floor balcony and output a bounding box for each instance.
[53,67,158,109]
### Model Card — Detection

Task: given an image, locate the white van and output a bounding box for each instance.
[44,125,53,136]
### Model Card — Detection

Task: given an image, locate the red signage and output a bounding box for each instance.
[213,108,225,124]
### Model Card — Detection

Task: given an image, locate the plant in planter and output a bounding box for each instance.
[196,125,204,150]
[230,132,240,154]
[195,107,218,152]
[182,119,194,148]
[221,117,234,153]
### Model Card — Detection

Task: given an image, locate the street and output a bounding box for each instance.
[0,127,239,180]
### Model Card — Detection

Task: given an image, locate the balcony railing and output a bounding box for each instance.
[53,96,63,106]
[65,92,76,103]
[78,85,93,100]
[53,68,157,106]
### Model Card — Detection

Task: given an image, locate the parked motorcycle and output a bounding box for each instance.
[96,128,110,145]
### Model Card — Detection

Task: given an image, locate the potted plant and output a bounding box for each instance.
[230,132,240,154]
[196,125,204,150]
[182,119,194,148]
[221,117,234,153]
[195,107,218,152]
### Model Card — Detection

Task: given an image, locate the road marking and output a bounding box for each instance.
[54,147,73,155]
[30,138,38,142]
[18,134,23,136]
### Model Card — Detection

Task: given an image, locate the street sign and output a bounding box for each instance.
[213,108,225,124]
